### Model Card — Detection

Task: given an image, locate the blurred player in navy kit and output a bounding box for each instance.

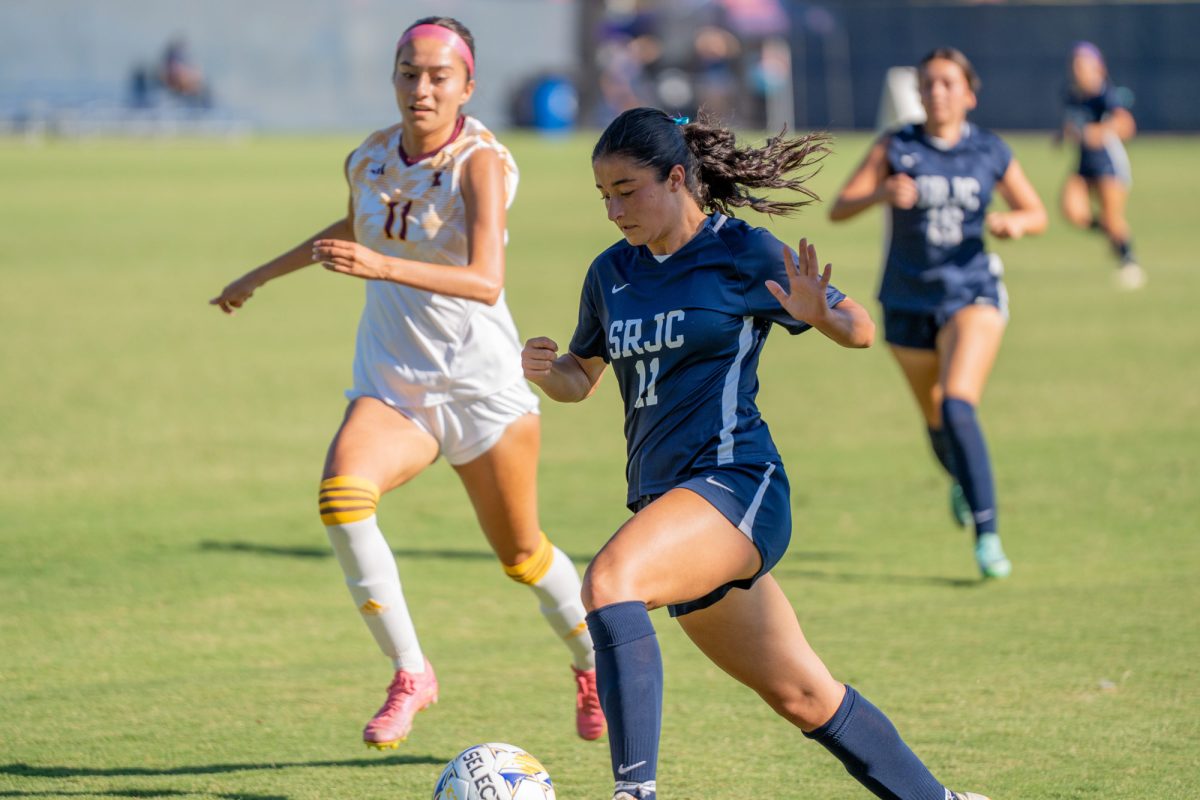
[1059,41,1144,289]
[830,48,1046,579]
[523,107,994,800]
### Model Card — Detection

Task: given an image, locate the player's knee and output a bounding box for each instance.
[581,553,641,612]
[502,532,552,584]
[761,684,841,731]
[318,475,380,527]
[1059,196,1090,228]
[1061,205,1088,228]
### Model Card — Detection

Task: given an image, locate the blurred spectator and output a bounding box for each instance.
[717,0,788,38]
[691,25,741,119]
[130,36,212,109]
[582,0,793,128]
[595,21,663,123]
[160,37,211,107]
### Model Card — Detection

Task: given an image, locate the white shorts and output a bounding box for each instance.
[395,381,540,466]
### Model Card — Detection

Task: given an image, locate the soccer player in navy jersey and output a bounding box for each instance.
[830,48,1046,579]
[1059,41,1143,288]
[523,107,993,800]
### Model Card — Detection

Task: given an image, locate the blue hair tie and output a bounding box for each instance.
[672,116,690,126]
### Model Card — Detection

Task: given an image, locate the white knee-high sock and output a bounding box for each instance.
[320,477,424,673]
[505,533,595,670]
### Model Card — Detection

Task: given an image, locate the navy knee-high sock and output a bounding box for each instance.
[941,397,997,537]
[805,685,946,800]
[1112,237,1135,262]
[587,601,661,798]
[926,426,956,479]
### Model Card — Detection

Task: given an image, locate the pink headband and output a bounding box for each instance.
[1071,40,1104,67]
[397,24,475,77]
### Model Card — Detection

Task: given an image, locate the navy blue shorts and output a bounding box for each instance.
[633,461,791,617]
[1077,141,1131,185]
[883,270,1008,351]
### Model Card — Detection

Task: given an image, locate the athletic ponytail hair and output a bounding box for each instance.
[592,107,832,217]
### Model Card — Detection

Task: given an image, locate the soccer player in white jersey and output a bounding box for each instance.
[210,16,604,749]
[831,48,1046,579]
[523,106,994,800]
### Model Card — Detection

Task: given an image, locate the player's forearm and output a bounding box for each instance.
[254,218,354,285]
[810,299,875,349]
[829,187,885,221]
[533,355,596,403]
[996,207,1047,238]
[1010,208,1047,236]
[384,257,504,305]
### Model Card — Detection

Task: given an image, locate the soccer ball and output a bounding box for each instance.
[432,742,556,800]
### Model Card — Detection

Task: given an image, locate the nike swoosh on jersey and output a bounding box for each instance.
[611,283,631,294]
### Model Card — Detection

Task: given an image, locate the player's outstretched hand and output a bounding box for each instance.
[210,274,262,315]
[766,238,832,325]
[314,239,391,281]
[882,173,919,209]
[522,337,560,382]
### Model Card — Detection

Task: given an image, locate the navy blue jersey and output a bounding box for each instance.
[569,213,845,506]
[880,123,1012,312]
[1063,83,1125,132]
[1063,84,1132,182]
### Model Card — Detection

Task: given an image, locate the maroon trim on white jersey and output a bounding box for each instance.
[399,116,466,166]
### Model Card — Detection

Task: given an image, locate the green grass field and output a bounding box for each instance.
[1,129,1197,800]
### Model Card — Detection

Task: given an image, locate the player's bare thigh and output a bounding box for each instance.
[1060,174,1093,228]
[452,412,544,565]
[582,487,762,611]
[323,396,439,492]
[889,344,943,427]
[937,304,1006,404]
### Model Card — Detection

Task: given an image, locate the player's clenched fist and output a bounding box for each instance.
[882,173,919,209]
[522,337,560,380]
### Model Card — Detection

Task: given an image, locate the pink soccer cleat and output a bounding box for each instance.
[363,658,439,749]
[573,665,606,741]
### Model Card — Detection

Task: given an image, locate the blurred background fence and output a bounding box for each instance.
[0,0,1196,136]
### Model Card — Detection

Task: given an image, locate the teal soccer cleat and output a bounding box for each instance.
[949,483,971,528]
[974,533,1012,579]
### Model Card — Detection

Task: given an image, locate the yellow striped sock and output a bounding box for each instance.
[503,532,554,585]
[319,476,380,526]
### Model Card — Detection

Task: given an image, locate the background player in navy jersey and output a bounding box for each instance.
[830,48,1046,579]
[523,107,993,800]
[1059,41,1144,289]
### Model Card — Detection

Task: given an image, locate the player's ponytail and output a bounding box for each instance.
[681,119,831,217]
[592,107,831,217]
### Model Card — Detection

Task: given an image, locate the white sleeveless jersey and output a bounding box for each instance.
[345,116,524,408]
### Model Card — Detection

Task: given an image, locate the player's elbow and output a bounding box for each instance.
[1025,207,1049,237]
[846,317,875,348]
[469,262,505,305]
[473,278,503,306]
[833,301,875,348]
